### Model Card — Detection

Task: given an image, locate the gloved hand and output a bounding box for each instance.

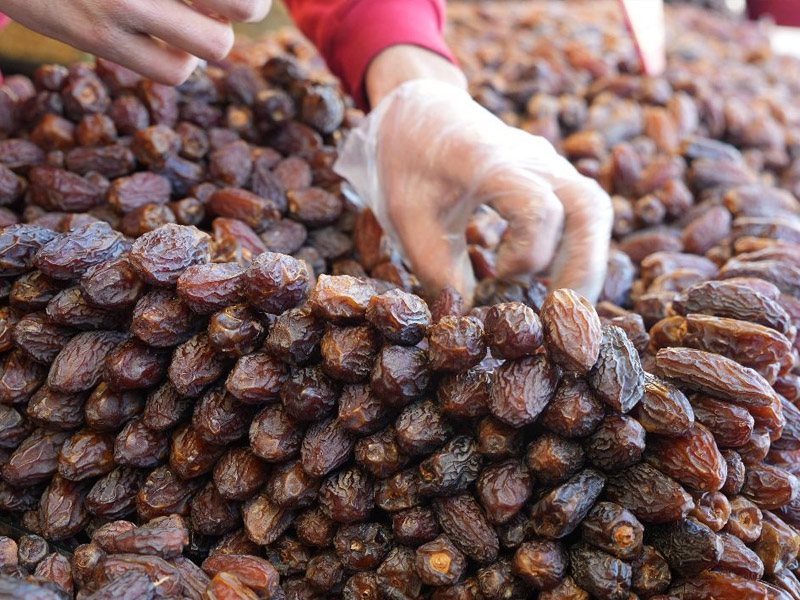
[0,0,272,85]
[335,79,614,303]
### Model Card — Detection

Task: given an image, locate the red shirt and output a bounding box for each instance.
[747,0,800,27]
[284,0,454,109]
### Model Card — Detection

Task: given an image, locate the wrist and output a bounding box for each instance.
[365,44,466,108]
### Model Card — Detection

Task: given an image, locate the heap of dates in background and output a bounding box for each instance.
[0,2,800,599]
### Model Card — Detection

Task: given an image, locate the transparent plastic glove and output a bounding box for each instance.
[334,79,613,304]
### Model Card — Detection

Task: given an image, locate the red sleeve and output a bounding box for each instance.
[283,0,455,109]
[747,0,800,26]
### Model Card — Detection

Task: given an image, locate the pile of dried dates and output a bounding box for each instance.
[1,2,800,599]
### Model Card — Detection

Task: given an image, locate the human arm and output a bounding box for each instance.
[0,0,272,85]
[285,0,613,301]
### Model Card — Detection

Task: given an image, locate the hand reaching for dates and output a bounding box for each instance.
[335,78,614,303]
[0,0,272,85]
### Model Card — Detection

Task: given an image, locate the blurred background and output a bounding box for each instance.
[2,0,798,74]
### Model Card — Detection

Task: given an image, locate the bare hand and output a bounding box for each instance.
[0,0,271,85]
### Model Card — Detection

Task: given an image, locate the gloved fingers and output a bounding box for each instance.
[131,0,235,63]
[483,167,565,280]
[191,0,272,23]
[547,176,614,302]
[91,32,199,87]
[390,197,477,305]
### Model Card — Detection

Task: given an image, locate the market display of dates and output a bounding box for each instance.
[2,1,800,599]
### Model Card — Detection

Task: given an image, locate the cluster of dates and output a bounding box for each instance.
[0,4,799,600]
[442,2,800,600]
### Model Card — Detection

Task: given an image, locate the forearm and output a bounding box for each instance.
[365,45,465,108]
[284,0,458,109]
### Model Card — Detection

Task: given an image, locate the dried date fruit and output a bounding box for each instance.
[541,378,605,439]
[319,325,379,383]
[370,345,431,406]
[437,368,491,420]
[29,166,105,212]
[649,517,723,578]
[585,415,646,472]
[207,303,266,356]
[672,280,792,335]
[365,288,431,345]
[334,522,392,572]
[39,474,90,540]
[690,490,731,532]
[433,493,499,565]
[202,554,279,597]
[241,491,294,546]
[265,459,320,509]
[35,221,125,280]
[489,354,559,427]
[114,417,168,468]
[80,255,144,310]
[190,387,251,446]
[308,274,375,322]
[130,290,197,348]
[645,423,727,492]
[250,404,303,463]
[319,466,374,523]
[392,506,440,547]
[510,540,567,591]
[569,543,632,600]
[10,271,61,313]
[339,384,390,436]
[85,383,143,431]
[168,333,229,397]
[48,330,126,393]
[683,313,791,378]
[213,447,269,501]
[0,404,33,449]
[176,262,244,313]
[473,416,522,461]
[85,466,145,518]
[0,224,58,276]
[428,316,487,373]
[2,428,69,487]
[287,187,342,227]
[415,535,467,587]
[136,464,202,521]
[605,462,694,523]
[104,338,169,391]
[742,464,800,510]
[12,312,73,364]
[656,347,779,407]
[130,224,211,286]
[418,435,482,497]
[477,558,527,600]
[108,172,170,214]
[541,289,602,373]
[581,502,644,560]
[209,188,281,232]
[244,251,310,314]
[525,433,584,486]
[718,531,764,579]
[46,286,118,330]
[476,460,532,524]
[139,382,189,431]
[690,394,754,447]
[395,399,452,457]
[27,385,87,430]
[632,374,694,437]
[588,325,645,413]
[226,352,287,405]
